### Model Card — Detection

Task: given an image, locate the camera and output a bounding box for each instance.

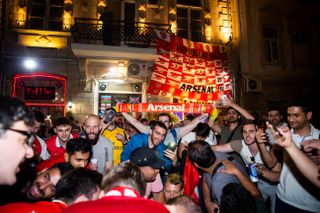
[103,108,116,124]
[166,141,177,152]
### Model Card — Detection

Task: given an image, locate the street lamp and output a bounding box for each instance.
[67,101,73,110]
[23,58,37,70]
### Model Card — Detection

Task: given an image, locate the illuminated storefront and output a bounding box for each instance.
[12,73,67,119]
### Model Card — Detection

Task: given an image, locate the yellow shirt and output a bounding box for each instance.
[102,127,128,165]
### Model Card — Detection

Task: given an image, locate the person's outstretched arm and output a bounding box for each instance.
[219,159,262,197]
[121,112,148,133]
[256,128,279,169]
[226,98,255,120]
[178,113,208,138]
[267,122,320,188]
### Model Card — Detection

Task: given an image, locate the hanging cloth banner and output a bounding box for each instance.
[118,103,215,113]
[147,31,233,102]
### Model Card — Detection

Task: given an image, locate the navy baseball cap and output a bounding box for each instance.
[129,147,165,169]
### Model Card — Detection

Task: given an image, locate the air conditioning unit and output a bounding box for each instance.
[244,78,262,92]
[127,62,154,78]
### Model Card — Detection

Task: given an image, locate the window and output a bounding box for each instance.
[177,7,202,42]
[177,0,201,7]
[28,0,64,31]
[149,0,159,5]
[262,27,279,63]
[259,5,284,65]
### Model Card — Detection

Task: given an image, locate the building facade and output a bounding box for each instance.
[0,0,319,121]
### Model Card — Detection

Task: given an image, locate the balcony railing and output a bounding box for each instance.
[72,18,171,48]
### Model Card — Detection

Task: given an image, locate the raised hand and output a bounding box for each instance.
[219,159,240,175]
[256,128,268,144]
[266,122,292,148]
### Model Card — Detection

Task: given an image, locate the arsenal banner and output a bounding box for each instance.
[117,103,215,113]
[147,32,232,102]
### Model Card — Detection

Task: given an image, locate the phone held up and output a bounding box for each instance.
[166,141,177,152]
[103,108,117,124]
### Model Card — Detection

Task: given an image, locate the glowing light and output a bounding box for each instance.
[63,11,72,30]
[23,58,37,70]
[67,101,73,109]
[170,22,177,34]
[17,8,27,27]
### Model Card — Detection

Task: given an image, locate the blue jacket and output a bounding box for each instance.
[120,133,172,169]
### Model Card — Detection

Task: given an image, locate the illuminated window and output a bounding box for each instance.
[177,7,202,42]
[28,0,64,31]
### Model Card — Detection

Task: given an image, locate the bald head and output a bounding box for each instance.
[84,114,101,144]
[85,114,100,125]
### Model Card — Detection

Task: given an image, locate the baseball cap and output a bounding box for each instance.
[129,147,165,169]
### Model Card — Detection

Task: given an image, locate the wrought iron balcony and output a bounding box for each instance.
[72,18,171,48]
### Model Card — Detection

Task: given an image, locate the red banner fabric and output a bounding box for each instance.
[183,156,200,204]
[148,32,232,102]
[117,103,214,113]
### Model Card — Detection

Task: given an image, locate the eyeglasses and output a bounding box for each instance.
[3,128,34,143]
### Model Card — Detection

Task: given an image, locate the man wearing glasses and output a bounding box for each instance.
[0,96,35,185]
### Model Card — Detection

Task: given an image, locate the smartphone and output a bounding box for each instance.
[270,124,283,137]
[166,141,177,152]
[103,108,116,124]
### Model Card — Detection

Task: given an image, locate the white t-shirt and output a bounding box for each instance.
[181,130,217,145]
[277,124,320,212]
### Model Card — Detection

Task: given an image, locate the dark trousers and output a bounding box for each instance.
[275,195,316,213]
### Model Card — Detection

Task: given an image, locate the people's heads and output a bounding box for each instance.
[84,114,101,145]
[26,163,73,201]
[55,168,102,205]
[267,107,283,127]
[53,117,72,143]
[166,195,201,213]
[187,140,216,169]
[225,107,241,124]
[287,98,312,130]
[164,173,184,201]
[102,162,146,196]
[0,96,35,185]
[220,183,256,213]
[65,138,92,168]
[32,110,45,134]
[183,114,195,126]
[149,121,168,147]
[158,113,172,129]
[130,147,165,182]
[140,118,149,125]
[149,120,157,129]
[241,120,257,146]
[195,123,211,140]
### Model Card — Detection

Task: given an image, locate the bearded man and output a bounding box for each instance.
[83,114,113,174]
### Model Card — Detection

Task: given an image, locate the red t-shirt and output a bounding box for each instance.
[46,134,79,157]
[0,201,67,213]
[36,153,65,172]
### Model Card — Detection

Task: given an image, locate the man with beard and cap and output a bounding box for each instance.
[83,114,113,174]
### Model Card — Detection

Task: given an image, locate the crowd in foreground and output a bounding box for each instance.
[0,95,319,213]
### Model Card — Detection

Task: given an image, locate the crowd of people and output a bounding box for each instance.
[0,95,319,213]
